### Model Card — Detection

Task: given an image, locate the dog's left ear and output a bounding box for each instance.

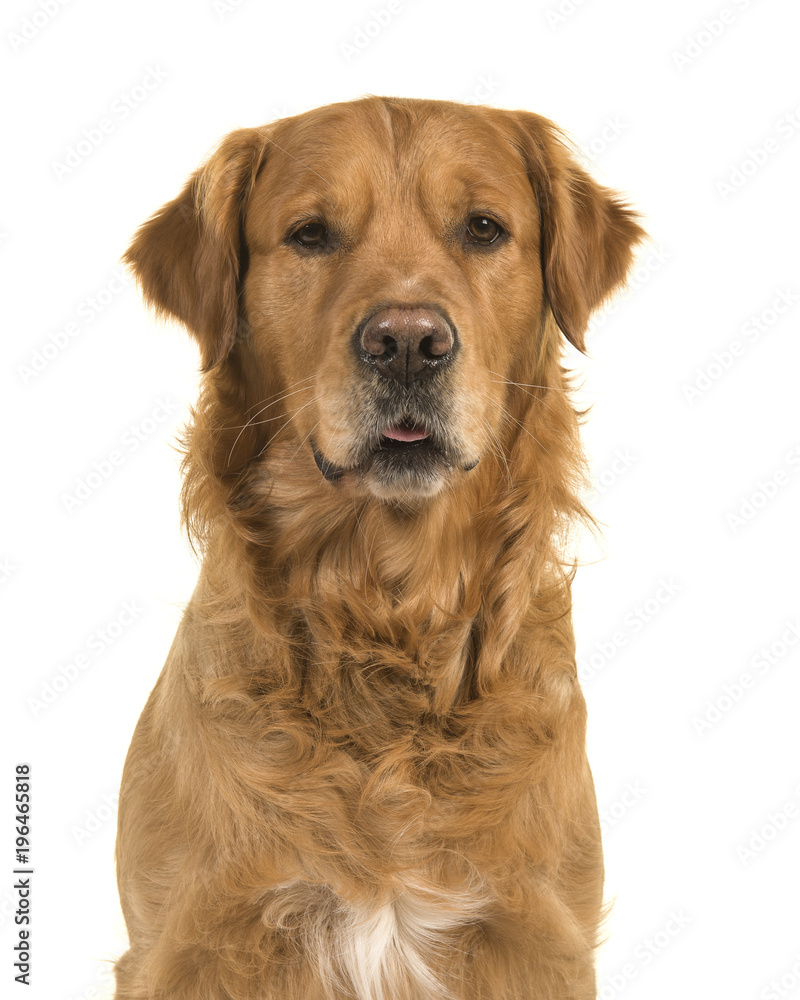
[513,112,646,353]
[123,128,267,371]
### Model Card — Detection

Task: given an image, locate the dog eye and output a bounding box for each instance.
[466,216,502,245]
[291,222,329,248]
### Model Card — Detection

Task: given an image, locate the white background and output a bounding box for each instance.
[3,0,799,998]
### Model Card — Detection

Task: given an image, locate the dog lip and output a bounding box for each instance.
[381,421,431,443]
[311,442,346,482]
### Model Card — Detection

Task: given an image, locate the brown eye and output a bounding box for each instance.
[466,215,502,245]
[292,222,328,248]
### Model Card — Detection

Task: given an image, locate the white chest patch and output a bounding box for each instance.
[263,875,488,1000]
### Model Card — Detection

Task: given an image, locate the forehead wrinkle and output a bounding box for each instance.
[255,99,537,242]
[377,105,533,211]
[412,147,534,229]
[268,111,404,222]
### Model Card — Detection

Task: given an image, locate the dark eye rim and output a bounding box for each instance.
[286,214,506,251]
[465,214,505,246]
[287,220,330,250]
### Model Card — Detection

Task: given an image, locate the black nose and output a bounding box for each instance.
[357,307,456,383]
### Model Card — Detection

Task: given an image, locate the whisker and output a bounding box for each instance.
[256,398,318,459]
[488,370,606,402]
[501,407,550,454]
[243,376,316,414]
[288,417,322,463]
[261,134,330,184]
[240,384,316,425]
[486,370,561,416]
[474,385,551,457]
[477,413,511,486]
[226,384,315,465]
[487,370,569,393]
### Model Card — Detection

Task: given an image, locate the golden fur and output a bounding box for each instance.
[114,96,645,1000]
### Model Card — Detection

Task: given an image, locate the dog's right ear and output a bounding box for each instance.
[123,128,267,371]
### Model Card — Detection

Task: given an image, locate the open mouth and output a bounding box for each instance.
[379,420,432,448]
[310,420,438,485]
[311,413,476,499]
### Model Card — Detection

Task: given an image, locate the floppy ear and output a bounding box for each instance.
[514,112,645,353]
[123,128,267,371]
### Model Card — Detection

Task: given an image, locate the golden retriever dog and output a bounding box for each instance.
[115,96,644,1000]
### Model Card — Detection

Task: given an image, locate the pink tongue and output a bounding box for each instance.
[383,423,430,442]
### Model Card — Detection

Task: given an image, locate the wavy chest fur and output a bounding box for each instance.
[187,589,577,998]
[174,442,584,999]
[262,874,490,1000]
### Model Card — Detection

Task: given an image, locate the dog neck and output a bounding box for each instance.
[184,386,585,715]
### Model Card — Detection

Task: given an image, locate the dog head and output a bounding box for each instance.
[125,97,643,503]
